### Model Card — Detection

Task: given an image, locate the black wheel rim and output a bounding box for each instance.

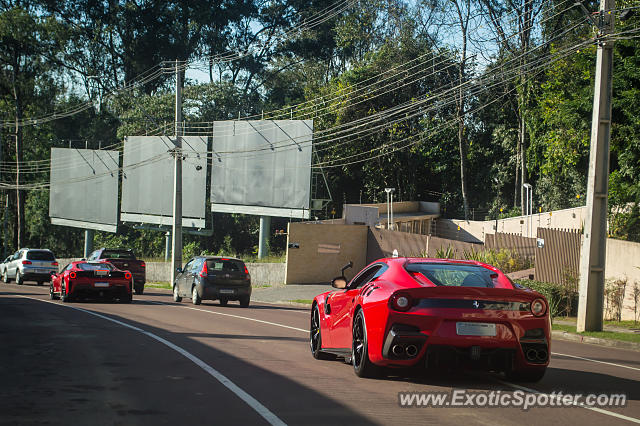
[310,307,321,353]
[352,314,365,368]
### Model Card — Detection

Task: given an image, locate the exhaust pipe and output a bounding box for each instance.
[537,349,548,362]
[405,345,418,357]
[392,345,404,357]
[526,348,538,362]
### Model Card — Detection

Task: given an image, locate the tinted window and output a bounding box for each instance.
[26,251,55,261]
[405,263,496,287]
[101,250,135,259]
[206,259,244,272]
[349,265,382,289]
[78,263,114,271]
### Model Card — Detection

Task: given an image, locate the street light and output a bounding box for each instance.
[523,183,532,237]
[384,188,395,230]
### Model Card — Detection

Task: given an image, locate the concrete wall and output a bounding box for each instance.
[605,239,640,321]
[285,222,368,284]
[57,258,285,287]
[343,204,379,227]
[435,206,587,243]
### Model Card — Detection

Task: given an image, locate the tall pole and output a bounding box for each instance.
[170,60,183,286]
[577,0,615,332]
[83,229,94,258]
[258,216,271,259]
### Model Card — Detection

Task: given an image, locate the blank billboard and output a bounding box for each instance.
[121,136,207,228]
[49,148,120,232]
[211,120,313,218]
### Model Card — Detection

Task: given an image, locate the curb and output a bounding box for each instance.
[552,330,640,352]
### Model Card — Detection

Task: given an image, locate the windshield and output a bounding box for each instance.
[102,250,135,259]
[26,251,56,261]
[78,262,114,271]
[405,263,497,287]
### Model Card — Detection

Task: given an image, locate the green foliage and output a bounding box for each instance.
[434,245,457,259]
[462,247,533,274]
[516,279,579,322]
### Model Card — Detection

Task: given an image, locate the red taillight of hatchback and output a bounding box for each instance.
[52,262,59,266]
[199,261,208,278]
[22,260,32,265]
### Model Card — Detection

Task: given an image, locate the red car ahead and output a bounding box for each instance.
[50,261,133,303]
[310,258,550,382]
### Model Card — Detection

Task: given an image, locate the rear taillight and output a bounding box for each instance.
[389,292,413,312]
[69,272,77,279]
[22,260,32,265]
[141,261,146,268]
[124,271,132,280]
[531,298,546,316]
[52,262,58,266]
[199,262,208,278]
[244,265,249,275]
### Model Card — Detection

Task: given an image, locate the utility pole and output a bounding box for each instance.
[577,0,615,332]
[170,60,183,286]
[258,216,271,258]
[83,230,94,258]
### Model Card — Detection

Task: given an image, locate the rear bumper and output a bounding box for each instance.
[200,284,252,301]
[21,272,54,282]
[69,283,131,299]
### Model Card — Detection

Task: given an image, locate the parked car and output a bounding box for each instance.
[0,256,11,281]
[50,261,133,303]
[2,248,58,285]
[87,248,146,294]
[173,256,251,307]
[310,257,550,382]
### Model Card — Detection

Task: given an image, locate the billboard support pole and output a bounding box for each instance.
[83,229,94,258]
[258,216,271,259]
[170,60,183,285]
[165,231,171,262]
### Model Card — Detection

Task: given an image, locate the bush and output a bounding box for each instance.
[463,247,533,274]
[515,279,575,323]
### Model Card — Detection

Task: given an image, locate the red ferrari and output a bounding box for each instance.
[310,258,550,382]
[50,261,133,303]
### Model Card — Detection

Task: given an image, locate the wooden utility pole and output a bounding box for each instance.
[170,60,183,286]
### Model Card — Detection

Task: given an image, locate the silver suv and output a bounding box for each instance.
[2,248,58,285]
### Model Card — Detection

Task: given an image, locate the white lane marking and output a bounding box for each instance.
[496,379,640,424]
[20,296,287,426]
[552,352,640,372]
[148,301,308,333]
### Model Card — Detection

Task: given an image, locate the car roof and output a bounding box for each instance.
[200,256,244,261]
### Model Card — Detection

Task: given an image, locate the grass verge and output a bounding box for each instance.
[145,282,171,289]
[552,323,640,344]
[289,299,313,305]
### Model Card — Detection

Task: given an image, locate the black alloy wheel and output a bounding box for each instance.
[352,310,379,378]
[310,305,332,360]
[173,285,182,302]
[16,271,23,285]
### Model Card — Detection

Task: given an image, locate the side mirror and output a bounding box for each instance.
[331,276,348,289]
[176,267,183,274]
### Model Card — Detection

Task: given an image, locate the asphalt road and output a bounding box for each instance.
[1,283,639,426]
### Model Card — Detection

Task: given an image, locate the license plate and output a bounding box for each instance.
[36,269,47,274]
[95,270,109,276]
[456,322,497,336]
[219,289,235,294]
[94,282,110,287]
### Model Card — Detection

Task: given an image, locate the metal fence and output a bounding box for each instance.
[534,228,582,286]
[485,233,537,259]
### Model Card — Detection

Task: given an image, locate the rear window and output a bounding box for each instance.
[101,250,135,259]
[78,263,114,271]
[206,259,245,272]
[26,251,55,261]
[405,263,496,288]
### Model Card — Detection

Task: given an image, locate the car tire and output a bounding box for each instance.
[239,296,250,308]
[61,283,72,303]
[310,304,333,360]
[37,281,43,286]
[49,283,59,300]
[173,285,182,302]
[192,286,201,305]
[2,271,9,283]
[506,367,546,383]
[219,297,228,306]
[122,293,133,304]
[134,287,144,295]
[352,309,379,378]
[16,271,23,285]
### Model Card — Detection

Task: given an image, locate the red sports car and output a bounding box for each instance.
[50,261,133,303]
[310,258,550,382]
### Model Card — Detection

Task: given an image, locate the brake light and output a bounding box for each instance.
[141,261,146,268]
[124,271,132,280]
[199,261,208,278]
[221,258,229,261]
[22,260,32,265]
[52,262,58,266]
[69,271,76,279]
[531,298,546,316]
[244,265,249,275]
[389,292,413,312]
